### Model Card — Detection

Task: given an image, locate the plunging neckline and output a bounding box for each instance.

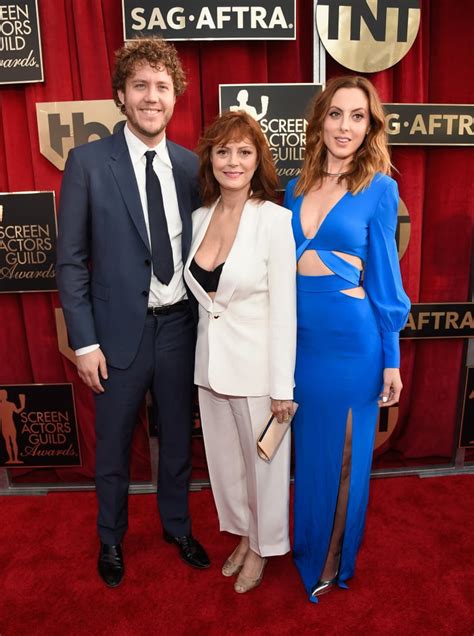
[189,198,251,307]
[299,191,350,240]
[194,197,245,272]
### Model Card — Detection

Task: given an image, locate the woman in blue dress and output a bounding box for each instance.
[284,76,410,602]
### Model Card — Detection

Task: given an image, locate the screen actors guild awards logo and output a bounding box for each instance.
[315,0,421,72]
[0,192,57,293]
[0,384,82,468]
[0,0,44,85]
[220,83,321,188]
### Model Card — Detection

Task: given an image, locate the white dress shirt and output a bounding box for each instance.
[76,124,187,356]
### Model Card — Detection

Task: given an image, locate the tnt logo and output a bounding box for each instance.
[315,0,421,73]
[36,100,126,171]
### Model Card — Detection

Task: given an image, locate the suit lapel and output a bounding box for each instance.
[213,200,256,312]
[167,141,193,262]
[187,199,258,313]
[186,203,218,312]
[108,130,150,252]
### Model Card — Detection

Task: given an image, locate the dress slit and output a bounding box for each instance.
[325,409,353,578]
[293,275,383,600]
[306,408,353,598]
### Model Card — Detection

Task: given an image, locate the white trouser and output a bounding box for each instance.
[198,387,291,557]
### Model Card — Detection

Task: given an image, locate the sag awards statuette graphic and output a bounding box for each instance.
[122,0,296,40]
[0,0,44,84]
[0,192,57,292]
[0,384,82,468]
[220,83,322,188]
[315,0,420,73]
[0,391,25,464]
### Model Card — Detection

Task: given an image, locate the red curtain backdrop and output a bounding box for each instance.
[0,0,472,482]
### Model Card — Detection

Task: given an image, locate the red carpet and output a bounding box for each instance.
[1,475,473,635]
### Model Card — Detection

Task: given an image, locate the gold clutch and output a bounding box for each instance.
[256,404,298,462]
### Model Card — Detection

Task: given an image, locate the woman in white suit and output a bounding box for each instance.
[184,111,296,593]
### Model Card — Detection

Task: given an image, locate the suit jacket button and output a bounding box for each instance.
[142,290,149,297]
[145,259,151,266]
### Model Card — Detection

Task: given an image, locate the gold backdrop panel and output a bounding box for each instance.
[316,0,420,73]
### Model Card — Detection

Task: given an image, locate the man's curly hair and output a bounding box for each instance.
[112,38,187,113]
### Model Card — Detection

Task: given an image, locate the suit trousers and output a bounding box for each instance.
[198,387,291,557]
[94,310,195,545]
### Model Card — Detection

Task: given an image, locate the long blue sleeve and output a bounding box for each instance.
[364,179,410,368]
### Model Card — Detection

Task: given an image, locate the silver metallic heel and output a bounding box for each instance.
[311,553,341,597]
[311,575,337,597]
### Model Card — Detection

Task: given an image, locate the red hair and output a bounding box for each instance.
[196,111,279,206]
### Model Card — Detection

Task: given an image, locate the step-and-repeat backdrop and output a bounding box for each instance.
[0,0,472,481]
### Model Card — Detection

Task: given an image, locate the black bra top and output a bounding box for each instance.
[190,258,225,293]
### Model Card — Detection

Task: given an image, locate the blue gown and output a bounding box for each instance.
[283,174,410,602]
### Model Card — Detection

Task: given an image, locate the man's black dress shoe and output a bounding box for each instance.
[163,531,210,569]
[98,542,124,587]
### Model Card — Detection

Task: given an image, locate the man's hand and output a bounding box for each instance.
[76,349,108,393]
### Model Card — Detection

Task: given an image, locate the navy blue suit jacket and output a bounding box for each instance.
[56,126,200,369]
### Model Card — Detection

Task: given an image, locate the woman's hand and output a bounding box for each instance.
[271,399,295,423]
[378,368,403,407]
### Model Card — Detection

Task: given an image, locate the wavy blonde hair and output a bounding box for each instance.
[296,76,392,196]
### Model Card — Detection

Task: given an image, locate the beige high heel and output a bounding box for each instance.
[222,546,247,577]
[234,558,267,594]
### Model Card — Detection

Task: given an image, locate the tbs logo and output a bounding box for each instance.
[36,100,126,171]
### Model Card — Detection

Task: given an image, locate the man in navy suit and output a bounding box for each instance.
[56,38,210,587]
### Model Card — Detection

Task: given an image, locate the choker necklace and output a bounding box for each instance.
[323,170,349,177]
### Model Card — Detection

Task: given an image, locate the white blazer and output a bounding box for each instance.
[184,198,296,399]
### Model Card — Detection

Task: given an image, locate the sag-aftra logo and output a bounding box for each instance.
[36,100,126,171]
[122,0,296,40]
[315,0,420,72]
